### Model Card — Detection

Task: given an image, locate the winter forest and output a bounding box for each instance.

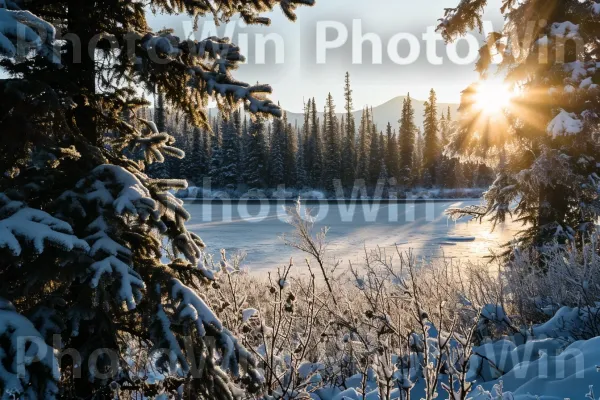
[1,0,600,400]
[148,80,494,196]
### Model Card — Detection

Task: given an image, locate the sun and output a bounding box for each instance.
[472,81,514,116]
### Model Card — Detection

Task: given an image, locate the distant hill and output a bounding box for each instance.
[283,96,460,132]
[206,96,459,131]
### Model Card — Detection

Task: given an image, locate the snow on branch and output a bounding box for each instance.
[0,1,56,58]
[0,195,89,256]
[86,229,132,259]
[138,32,283,119]
[0,299,59,399]
[170,278,222,337]
[547,110,583,138]
[89,256,145,310]
[166,278,259,377]
[151,305,191,375]
[82,164,158,219]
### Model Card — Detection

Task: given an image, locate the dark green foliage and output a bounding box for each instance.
[0,0,314,398]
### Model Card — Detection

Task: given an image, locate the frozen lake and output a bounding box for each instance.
[184,200,520,272]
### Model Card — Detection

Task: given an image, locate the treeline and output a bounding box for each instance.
[147,73,494,194]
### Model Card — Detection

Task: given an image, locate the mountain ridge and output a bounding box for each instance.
[282,96,460,132]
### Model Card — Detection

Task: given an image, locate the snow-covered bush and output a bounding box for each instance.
[501,237,600,337]
[165,198,600,400]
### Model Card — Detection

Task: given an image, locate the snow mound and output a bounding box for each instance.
[473,337,600,400]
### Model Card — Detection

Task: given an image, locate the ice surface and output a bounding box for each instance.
[183,200,520,272]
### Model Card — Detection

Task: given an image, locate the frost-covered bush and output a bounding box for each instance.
[176,198,600,400]
[503,236,600,336]
[190,201,489,400]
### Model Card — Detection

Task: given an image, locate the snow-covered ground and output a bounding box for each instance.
[184,200,519,271]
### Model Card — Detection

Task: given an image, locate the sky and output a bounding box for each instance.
[151,0,504,113]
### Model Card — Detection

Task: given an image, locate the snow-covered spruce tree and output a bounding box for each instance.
[440,0,600,252]
[0,0,314,398]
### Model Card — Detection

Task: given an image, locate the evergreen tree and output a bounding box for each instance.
[308,98,323,187]
[368,130,382,186]
[245,117,270,188]
[284,114,298,186]
[342,72,357,188]
[210,118,224,187]
[268,116,286,186]
[440,0,600,251]
[176,117,193,179]
[385,123,400,180]
[357,108,371,181]
[323,93,341,192]
[238,113,248,183]
[398,94,417,186]
[378,156,390,197]
[296,128,308,188]
[413,128,425,186]
[0,0,313,397]
[422,89,440,187]
[437,109,452,188]
[300,100,312,186]
[200,127,211,177]
[186,126,204,186]
[220,111,241,186]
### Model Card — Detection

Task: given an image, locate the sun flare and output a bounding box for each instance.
[472,81,514,115]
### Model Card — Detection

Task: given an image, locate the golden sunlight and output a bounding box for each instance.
[472,81,514,116]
